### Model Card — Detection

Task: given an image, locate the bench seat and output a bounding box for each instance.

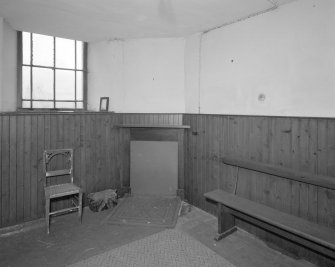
[204,189,335,259]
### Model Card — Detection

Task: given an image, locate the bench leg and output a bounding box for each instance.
[45,197,50,234]
[78,192,83,224]
[215,203,236,241]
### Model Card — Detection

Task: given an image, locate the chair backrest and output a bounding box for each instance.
[43,149,74,187]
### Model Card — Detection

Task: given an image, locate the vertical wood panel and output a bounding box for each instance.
[317,119,335,227]
[37,115,45,217]
[220,116,229,191]
[73,115,82,187]
[9,116,17,224]
[107,115,114,188]
[270,118,292,214]
[177,130,184,194]
[55,115,65,210]
[249,118,263,204]
[16,116,24,223]
[188,115,196,204]
[198,115,205,210]
[80,114,87,198]
[204,115,211,212]
[194,115,201,208]
[49,115,57,211]
[63,114,74,208]
[1,116,10,226]
[326,119,335,177]
[208,115,219,214]
[23,116,31,221]
[0,117,2,226]
[113,115,121,189]
[84,115,93,195]
[30,116,38,219]
[97,115,106,191]
[183,115,189,202]
[100,115,108,190]
[91,114,98,192]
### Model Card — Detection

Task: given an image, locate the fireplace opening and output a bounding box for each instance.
[130,141,178,196]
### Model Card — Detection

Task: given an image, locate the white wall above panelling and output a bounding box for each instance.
[0,19,17,112]
[185,0,335,117]
[88,40,125,112]
[122,38,185,113]
[0,0,295,41]
[0,18,3,111]
[88,37,185,113]
[184,33,201,114]
[1,0,334,118]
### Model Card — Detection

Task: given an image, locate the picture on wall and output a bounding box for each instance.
[99,97,109,112]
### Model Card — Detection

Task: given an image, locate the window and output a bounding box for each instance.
[18,32,87,110]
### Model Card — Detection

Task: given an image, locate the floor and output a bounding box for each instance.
[0,202,315,267]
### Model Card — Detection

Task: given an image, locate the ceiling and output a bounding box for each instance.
[0,0,296,42]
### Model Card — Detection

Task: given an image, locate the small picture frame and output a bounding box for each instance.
[99,97,109,112]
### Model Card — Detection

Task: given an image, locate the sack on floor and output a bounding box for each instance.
[87,189,118,212]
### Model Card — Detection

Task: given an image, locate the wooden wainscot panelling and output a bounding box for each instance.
[183,114,335,266]
[2,112,334,265]
[0,112,185,228]
[183,115,335,226]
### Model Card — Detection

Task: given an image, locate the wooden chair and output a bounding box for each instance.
[43,148,83,234]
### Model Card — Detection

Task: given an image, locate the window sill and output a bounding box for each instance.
[17,108,85,112]
[0,109,115,116]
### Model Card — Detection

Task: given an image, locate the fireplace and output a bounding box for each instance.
[117,124,190,199]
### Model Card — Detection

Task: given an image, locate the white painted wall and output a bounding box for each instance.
[0,19,17,112]
[88,38,185,113]
[185,0,335,117]
[1,0,334,117]
[0,18,3,111]
[1,20,17,111]
[122,38,185,113]
[88,40,125,112]
[184,33,201,114]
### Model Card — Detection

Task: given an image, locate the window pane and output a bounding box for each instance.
[56,102,75,109]
[76,41,84,70]
[22,32,31,65]
[32,67,54,100]
[22,101,31,108]
[76,102,83,109]
[56,70,75,100]
[56,37,75,69]
[76,71,83,100]
[21,32,86,110]
[32,33,53,67]
[22,66,31,99]
[32,101,54,108]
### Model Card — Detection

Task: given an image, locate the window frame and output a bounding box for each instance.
[17,31,88,111]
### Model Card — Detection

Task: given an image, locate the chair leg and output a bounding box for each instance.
[45,197,50,234]
[78,192,83,223]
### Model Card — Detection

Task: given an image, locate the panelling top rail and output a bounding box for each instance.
[222,157,335,190]
[115,124,190,129]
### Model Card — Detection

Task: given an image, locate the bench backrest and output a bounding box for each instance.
[223,157,335,190]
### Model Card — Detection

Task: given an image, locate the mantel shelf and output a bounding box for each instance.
[115,124,190,129]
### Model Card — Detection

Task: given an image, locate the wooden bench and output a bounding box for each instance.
[204,189,335,259]
[204,157,335,260]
